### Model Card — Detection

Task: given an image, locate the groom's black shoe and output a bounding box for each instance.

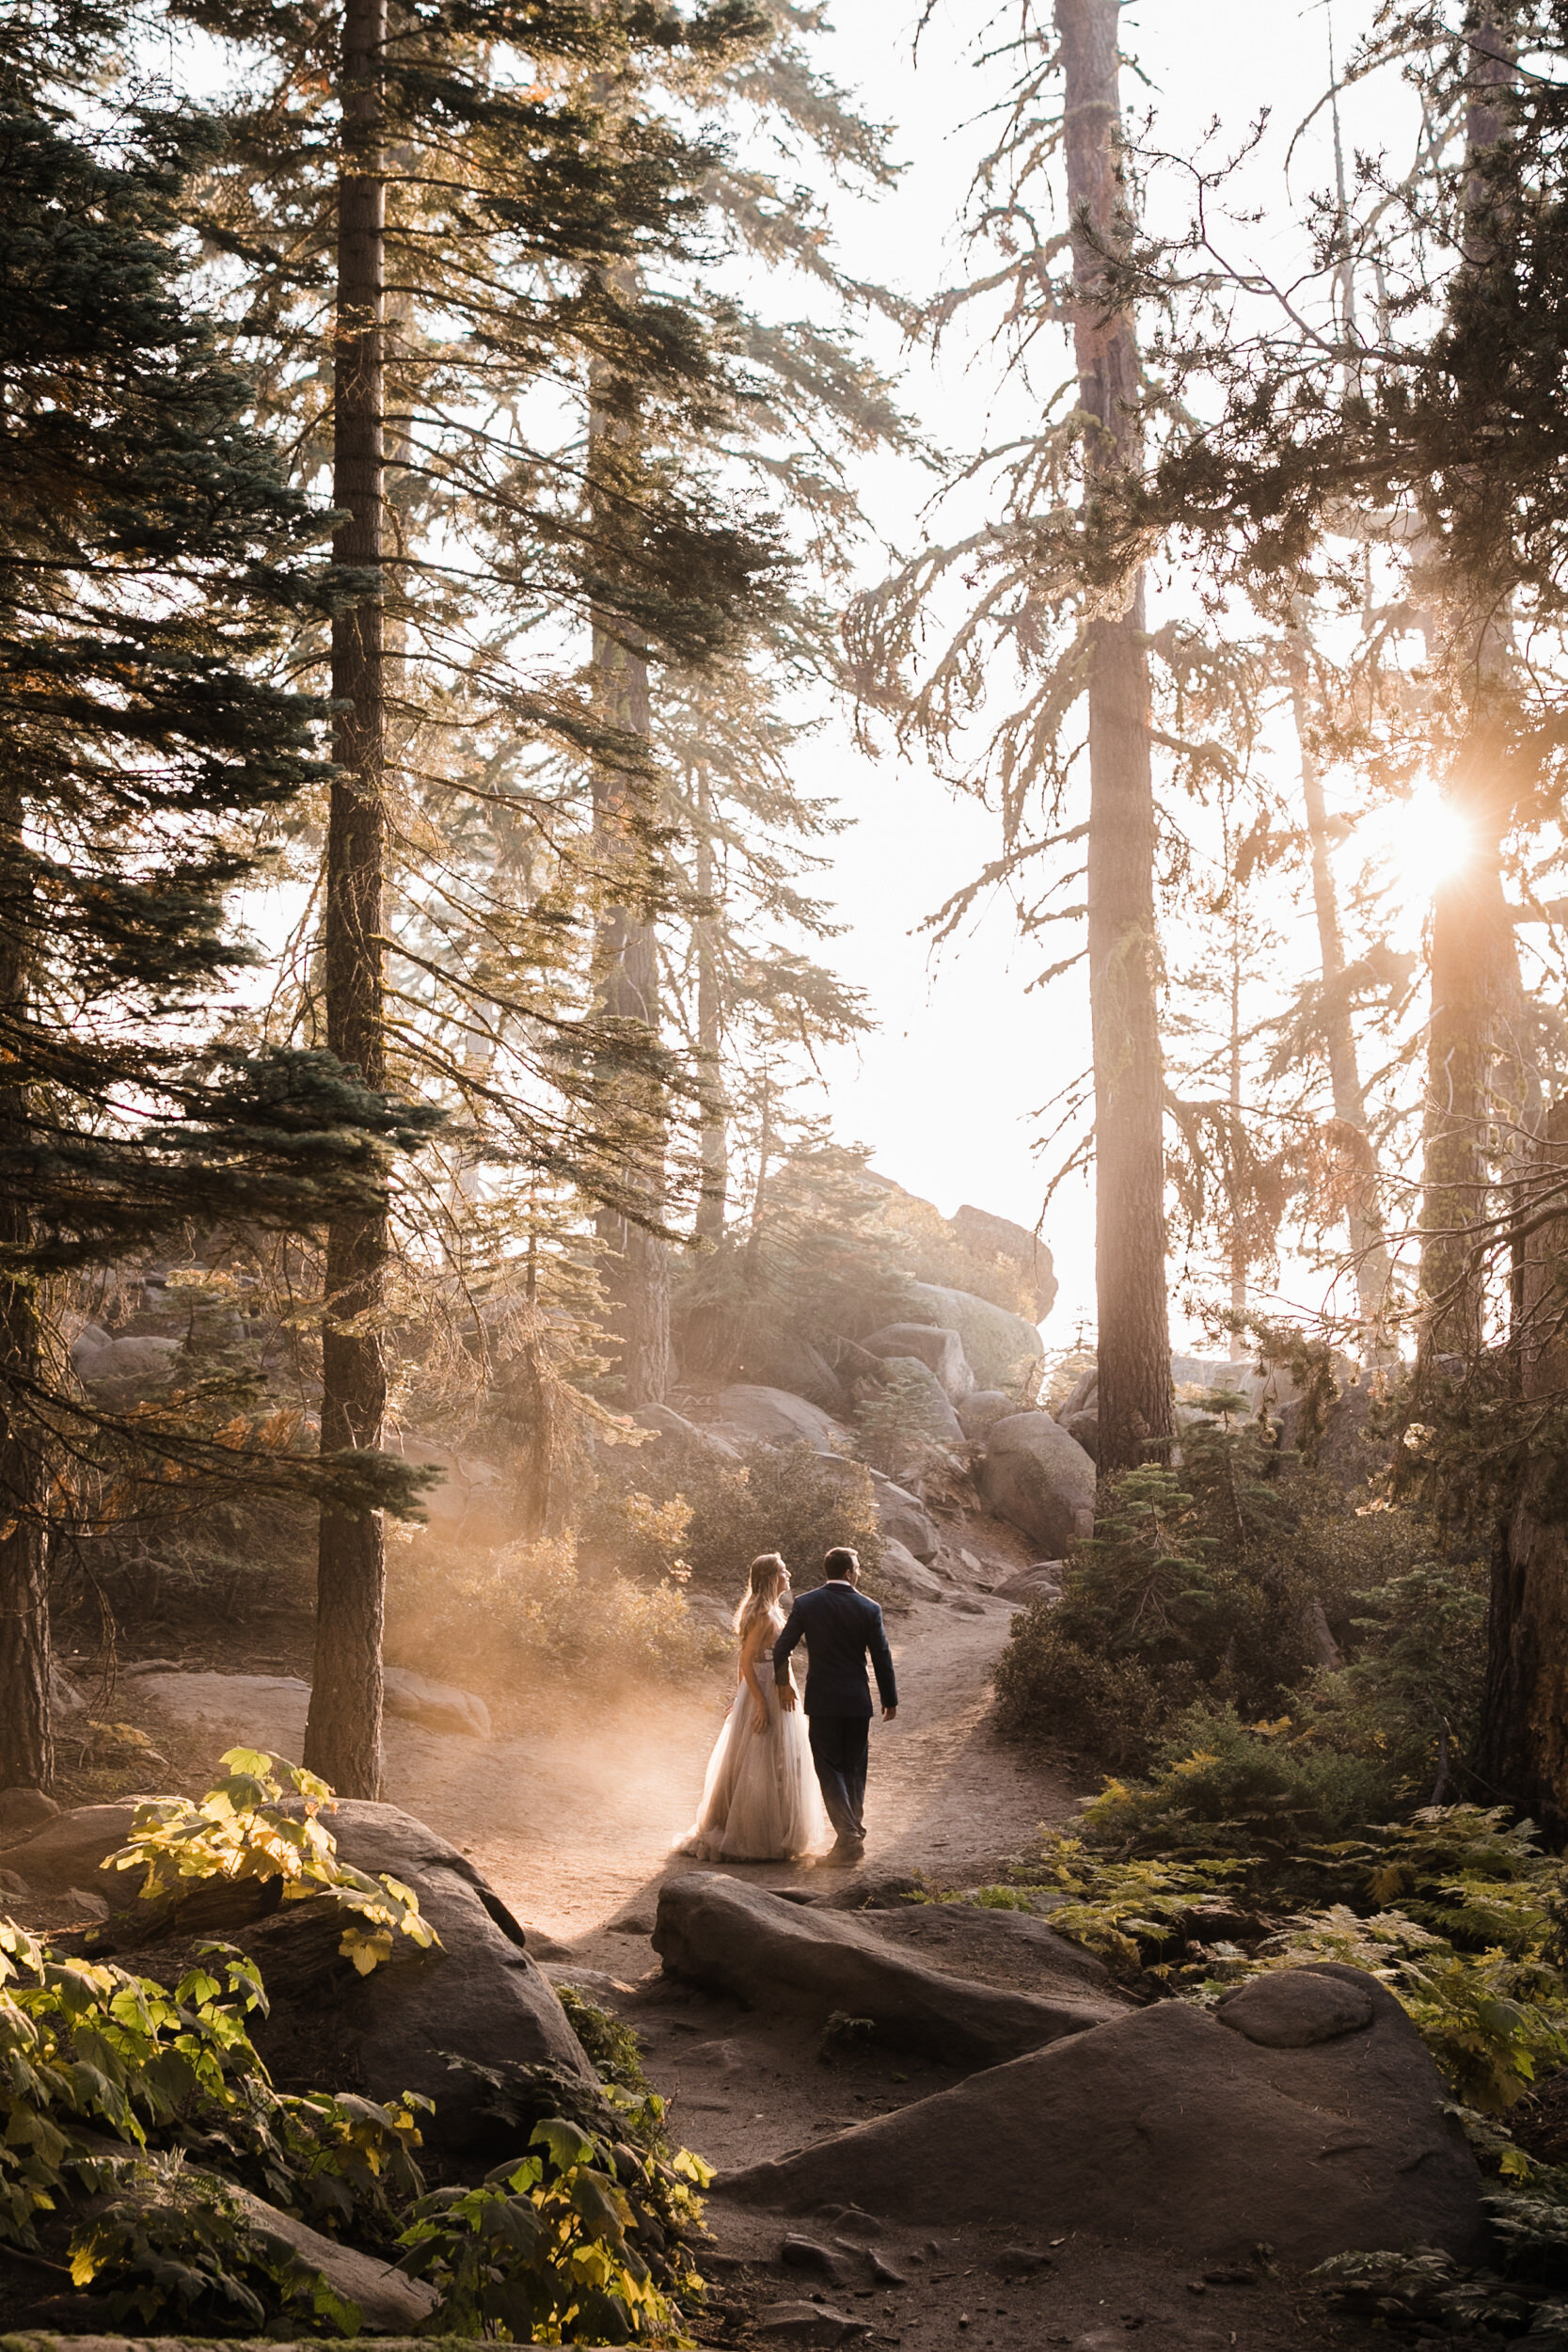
[820,1836,865,1869]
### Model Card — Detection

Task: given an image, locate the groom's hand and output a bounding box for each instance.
[883,1706,897,1722]
[778,1685,798,1712]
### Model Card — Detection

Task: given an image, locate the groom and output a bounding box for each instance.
[774,1546,898,1867]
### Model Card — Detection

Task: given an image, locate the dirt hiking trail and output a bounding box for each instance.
[378,1581,1085,1945]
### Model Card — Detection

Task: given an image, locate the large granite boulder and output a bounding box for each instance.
[873,1538,945,1604]
[734,1332,848,1417]
[3,1799,138,1867]
[722,1963,1486,2267]
[860,1323,974,1403]
[631,1403,742,1460]
[133,1669,311,1754]
[871,1473,937,1561]
[874,1358,964,1445]
[852,1899,1117,2003]
[956,1388,1016,1441]
[2,1799,593,2157]
[809,1455,937,1562]
[907,1281,1045,1391]
[711,1385,850,1451]
[977,1411,1095,1553]
[991,1561,1065,1605]
[72,1331,181,1387]
[383,1665,491,1740]
[654,1874,1122,2069]
[246,1802,594,2149]
[950,1206,1057,1321]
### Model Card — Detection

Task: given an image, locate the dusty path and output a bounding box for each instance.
[409,1585,1082,1945]
[125,1570,1080,1944]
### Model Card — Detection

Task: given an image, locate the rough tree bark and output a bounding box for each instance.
[693,760,727,1246]
[0,805,49,1789]
[1287,632,1395,1353]
[1479,1101,1568,1836]
[1418,3,1534,1363]
[589,385,670,1406]
[305,0,388,1801]
[1057,0,1174,1476]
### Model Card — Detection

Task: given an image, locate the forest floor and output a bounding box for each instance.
[51,1521,1384,2352]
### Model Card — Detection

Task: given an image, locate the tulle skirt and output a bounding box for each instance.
[676,1668,832,1863]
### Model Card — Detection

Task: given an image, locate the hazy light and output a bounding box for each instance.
[1364,782,1473,901]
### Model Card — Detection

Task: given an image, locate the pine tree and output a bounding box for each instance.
[1091,0,1568,1808]
[0,11,432,1787]
[848,0,1173,1477]
[163,0,784,1788]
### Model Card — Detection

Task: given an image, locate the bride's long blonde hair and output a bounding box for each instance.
[734,1551,787,1638]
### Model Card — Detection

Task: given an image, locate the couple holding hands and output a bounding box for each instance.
[678,1545,897,1869]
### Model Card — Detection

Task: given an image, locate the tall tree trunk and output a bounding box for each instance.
[1479,1099,1568,1836]
[1287,632,1395,1353]
[0,814,49,1789]
[1057,0,1173,1476]
[306,0,388,1801]
[693,761,727,1245]
[1226,880,1246,1357]
[589,384,670,1406]
[1418,4,1531,1364]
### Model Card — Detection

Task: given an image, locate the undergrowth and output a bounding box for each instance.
[1,1749,707,2344]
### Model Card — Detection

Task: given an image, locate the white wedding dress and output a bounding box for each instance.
[677,1607,832,1862]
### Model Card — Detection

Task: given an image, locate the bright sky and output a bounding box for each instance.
[797,0,1391,1342]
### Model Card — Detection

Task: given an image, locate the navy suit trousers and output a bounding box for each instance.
[808,1713,870,1844]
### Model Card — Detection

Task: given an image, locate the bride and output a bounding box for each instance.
[676,1552,831,1863]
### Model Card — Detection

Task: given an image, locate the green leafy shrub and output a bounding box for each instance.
[107,1744,439,1976]
[2,1751,708,2338]
[68,2154,362,2333]
[991,1389,1451,1770]
[1306,1560,1488,1803]
[557,1982,654,2100]
[397,2115,708,2345]
[0,1915,426,2326]
[391,1529,710,1688]
[1082,1706,1395,1859]
[991,1602,1176,1767]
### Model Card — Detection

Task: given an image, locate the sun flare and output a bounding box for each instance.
[1367,783,1474,903]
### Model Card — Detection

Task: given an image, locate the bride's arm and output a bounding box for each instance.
[738,1620,770,1733]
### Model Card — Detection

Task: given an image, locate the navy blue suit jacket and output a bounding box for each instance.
[773,1580,897,1719]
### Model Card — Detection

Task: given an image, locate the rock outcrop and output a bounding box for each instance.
[808,1455,937,1562]
[990,1562,1065,1606]
[976,1411,1095,1553]
[631,1402,742,1460]
[906,1281,1044,1391]
[711,1385,850,1451]
[860,1323,974,1403]
[383,1665,491,1740]
[654,1874,1122,2068]
[873,1539,945,1604]
[955,1388,1015,1440]
[874,1357,964,1444]
[850,1899,1117,2002]
[869,1473,937,1562]
[950,1205,1057,1321]
[721,1964,1486,2267]
[71,1331,181,1386]
[1,1799,593,2155]
[734,1332,849,1417]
